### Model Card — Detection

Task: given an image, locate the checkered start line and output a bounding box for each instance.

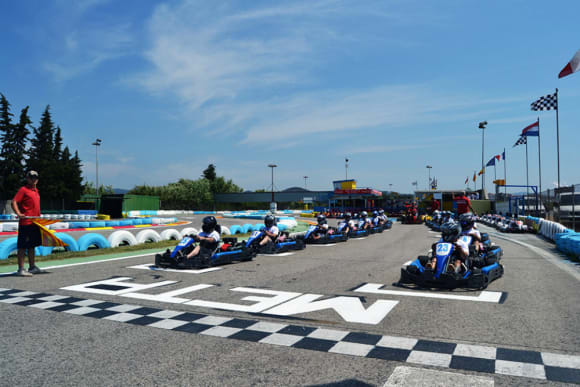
[1,288,579,384]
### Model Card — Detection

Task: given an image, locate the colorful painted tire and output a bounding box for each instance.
[136,229,162,244]
[77,233,111,251]
[0,237,18,260]
[108,230,138,248]
[229,225,243,234]
[179,227,199,238]
[160,229,181,241]
[220,226,231,235]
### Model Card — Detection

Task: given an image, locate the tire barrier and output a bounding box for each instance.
[136,229,162,244]
[89,221,106,228]
[278,224,288,232]
[120,220,133,226]
[252,223,265,232]
[49,222,69,230]
[0,237,18,259]
[77,233,111,251]
[36,233,80,256]
[132,218,144,225]
[242,224,254,233]
[160,229,181,241]
[179,227,199,238]
[3,223,18,232]
[70,222,90,229]
[108,230,138,248]
[229,225,243,234]
[220,226,231,235]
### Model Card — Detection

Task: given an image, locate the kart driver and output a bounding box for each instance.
[361,211,372,230]
[338,212,355,233]
[425,222,469,273]
[379,209,388,224]
[459,213,482,253]
[372,211,381,226]
[260,214,279,247]
[186,216,221,260]
[311,214,330,240]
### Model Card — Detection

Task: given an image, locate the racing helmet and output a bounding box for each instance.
[372,211,379,217]
[379,209,385,215]
[441,221,461,243]
[317,214,327,225]
[345,212,352,220]
[459,213,475,230]
[264,214,276,227]
[361,211,368,218]
[201,216,217,233]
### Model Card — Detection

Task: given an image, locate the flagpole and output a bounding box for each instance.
[538,117,542,215]
[555,88,560,188]
[525,139,529,216]
[503,148,507,198]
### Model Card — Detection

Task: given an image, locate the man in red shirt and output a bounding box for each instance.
[431,199,440,214]
[11,171,42,276]
[453,192,476,215]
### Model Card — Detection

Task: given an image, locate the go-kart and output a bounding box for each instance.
[304,225,348,244]
[337,221,369,238]
[398,235,503,289]
[245,229,305,254]
[155,235,255,269]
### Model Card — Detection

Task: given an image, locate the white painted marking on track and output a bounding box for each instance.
[352,237,367,240]
[0,251,166,276]
[309,243,337,247]
[260,252,294,257]
[383,366,494,387]
[354,283,504,303]
[128,263,221,274]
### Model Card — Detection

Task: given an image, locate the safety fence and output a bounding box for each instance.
[525,216,580,257]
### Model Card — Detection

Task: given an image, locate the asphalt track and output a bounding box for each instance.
[1,219,579,386]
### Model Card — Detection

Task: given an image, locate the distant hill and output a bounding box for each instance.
[113,188,130,194]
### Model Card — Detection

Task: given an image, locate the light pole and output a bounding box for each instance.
[268,164,277,212]
[303,175,308,189]
[478,121,487,193]
[92,138,102,194]
[426,165,432,190]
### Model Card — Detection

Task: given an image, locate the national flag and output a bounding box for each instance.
[30,218,68,247]
[559,49,580,79]
[486,157,496,167]
[521,120,539,137]
[473,172,476,182]
[502,150,506,160]
[513,135,527,147]
[531,92,557,111]
[478,168,484,176]
[345,158,349,163]
[495,155,501,161]
[465,177,469,184]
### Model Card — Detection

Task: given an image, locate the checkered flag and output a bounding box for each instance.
[513,135,527,147]
[531,92,557,111]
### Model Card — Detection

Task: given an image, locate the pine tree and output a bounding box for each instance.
[53,126,62,160]
[28,105,57,201]
[1,106,33,197]
[0,93,14,197]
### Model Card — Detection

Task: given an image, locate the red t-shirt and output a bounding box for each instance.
[454,195,471,214]
[13,186,40,226]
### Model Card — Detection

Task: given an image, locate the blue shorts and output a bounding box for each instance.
[17,224,41,249]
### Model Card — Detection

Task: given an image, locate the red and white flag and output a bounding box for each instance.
[559,49,580,78]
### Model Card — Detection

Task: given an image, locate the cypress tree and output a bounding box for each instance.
[28,105,57,201]
[0,93,14,197]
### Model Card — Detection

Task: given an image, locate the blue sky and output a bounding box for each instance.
[1,0,579,194]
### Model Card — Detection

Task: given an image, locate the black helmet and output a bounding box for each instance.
[361,211,368,218]
[345,212,352,220]
[264,214,276,227]
[459,213,475,230]
[372,211,379,217]
[317,214,327,225]
[201,216,217,233]
[441,221,461,243]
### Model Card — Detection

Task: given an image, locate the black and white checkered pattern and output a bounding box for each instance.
[513,135,527,148]
[1,288,579,384]
[531,92,557,111]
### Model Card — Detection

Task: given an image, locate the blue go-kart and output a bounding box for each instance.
[304,225,348,244]
[155,235,255,269]
[398,235,503,289]
[245,229,305,254]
